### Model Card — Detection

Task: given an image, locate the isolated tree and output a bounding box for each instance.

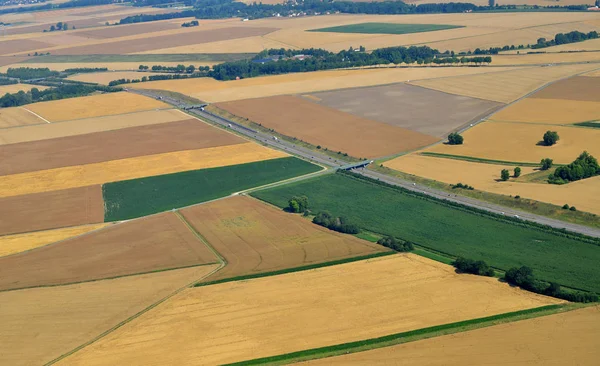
[543,131,560,146]
[447,132,464,145]
[540,158,553,170]
[501,169,510,181]
[514,167,521,178]
[50,25,56,32]
[287,196,308,213]
[62,23,68,31]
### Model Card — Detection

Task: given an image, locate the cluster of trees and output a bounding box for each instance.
[140,64,210,73]
[447,132,463,145]
[542,130,560,146]
[0,84,119,108]
[453,257,495,277]
[377,236,413,252]
[451,183,474,190]
[0,77,17,85]
[540,158,554,170]
[500,167,520,181]
[44,21,69,32]
[108,71,208,86]
[181,20,199,27]
[562,204,577,212]
[549,151,600,184]
[505,266,598,303]
[287,196,309,213]
[313,211,360,234]
[64,67,108,73]
[532,31,599,49]
[4,67,59,80]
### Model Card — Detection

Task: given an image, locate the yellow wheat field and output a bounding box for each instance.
[0,264,218,366]
[0,223,109,257]
[0,142,287,197]
[25,92,170,122]
[306,306,600,365]
[490,98,600,124]
[0,109,190,145]
[584,70,600,77]
[427,122,600,164]
[59,254,561,366]
[0,106,47,128]
[0,84,46,95]
[67,71,161,85]
[130,66,517,103]
[410,63,598,103]
[137,33,290,54]
[385,154,600,215]
[492,52,600,65]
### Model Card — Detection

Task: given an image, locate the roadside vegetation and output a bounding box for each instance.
[0,83,120,108]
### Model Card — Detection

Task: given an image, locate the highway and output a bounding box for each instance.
[130,88,600,238]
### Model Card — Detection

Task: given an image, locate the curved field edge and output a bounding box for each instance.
[102,157,321,221]
[224,304,576,366]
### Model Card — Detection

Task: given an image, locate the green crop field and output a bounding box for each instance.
[103,157,320,221]
[309,23,463,35]
[252,173,600,292]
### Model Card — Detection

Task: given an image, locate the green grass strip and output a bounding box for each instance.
[195,251,395,287]
[309,23,463,35]
[420,152,547,167]
[224,304,566,366]
[574,121,600,129]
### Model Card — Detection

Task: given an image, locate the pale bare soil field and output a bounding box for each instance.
[60,254,561,366]
[427,122,600,164]
[0,212,217,291]
[25,92,169,122]
[0,106,46,127]
[0,264,218,366]
[490,98,600,124]
[307,306,600,365]
[181,196,387,282]
[77,21,182,39]
[0,55,29,67]
[0,38,53,56]
[0,83,46,94]
[127,66,518,102]
[68,70,160,84]
[0,185,103,235]
[0,223,109,257]
[216,95,439,158]
[409,63,598,103]
[307,83,503,138]
[0,143,287,197]
[0,109,189,145]
[0,119,244,175]
[529,75,600,102]
[385,154,600,215]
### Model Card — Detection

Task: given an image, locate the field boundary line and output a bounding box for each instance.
[419,152,547,166]
[45,262,223,366]
[223,304,582,366]
[174,210,227,269]
[22,107,51,123]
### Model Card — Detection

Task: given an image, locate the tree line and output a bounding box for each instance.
[0,77,17,86]
[532,31,599,49]
[549,151,600,184]
[3,67,59,80]
[0,84,120,108]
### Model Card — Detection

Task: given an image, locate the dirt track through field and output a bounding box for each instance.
[0,185,103,236]
[0,107,46,128]
[0,265,218,366]
[0,119,244,175]
[306,306,600,365]
[216,95,439,158]
[0,212,217,291]
[181,196,387,283]
[59,254,561,366]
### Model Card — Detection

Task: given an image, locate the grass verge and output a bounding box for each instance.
[420,152,547,167]
[309,23,463,35]
[224,304,579,366]
[23,53,254,63]
[573,121,600,129]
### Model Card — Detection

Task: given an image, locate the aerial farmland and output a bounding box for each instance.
[0,0,599,364]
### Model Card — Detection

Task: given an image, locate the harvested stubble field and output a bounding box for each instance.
[0,119,244,176]
[59,255,561,366]
[584,70,600,77]
[0,185,104,236]
[307,83,503,137]
[0,109,189,145]
[0,39,52,56]
[67,71,161,84]
[489,98,600,125]
[308,305,600,365]
[103,157,320,221]
[216,95,439,158]
[0,264,218,366]
[181,196,387,283]
[0,212,217,291]
[529,75,600,102]
[384,154,600,216]
[126,67,517,103]
[426,122,600,165]
[0,223,108,257]
[77,21,182,39]
[491,52,600,66]
[0,106,46,128]
[0,83,46,95]
[0,142,287,197]
[25,92,169,122]
[253,173,600,292]
[409,64,597,103]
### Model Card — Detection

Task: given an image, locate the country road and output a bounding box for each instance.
[130,89,600,238]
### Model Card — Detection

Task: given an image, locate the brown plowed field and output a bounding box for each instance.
[78,21,181,39]
[216,96,439,158]
[0,185,103,236]
[181,196,387,283]
[60,255,561,366]
[0,106,46,128]
[306,306,600,365]
[0,119,244,176]
[529,76,600,102]
[308,83,503,138]
[0,212,217,291]
[0,264,218,366]
[0,39,52,55]
[51,26,277,55]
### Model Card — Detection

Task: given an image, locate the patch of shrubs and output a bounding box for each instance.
[453,257,494,277]
[313,211,360,234]
[287,195,308,213]
[540,158,553,170]
[549,151,600,184]
[451,183,474,190]
[376,236,413,252]
[504,266,598,303]
[542,130,560,146]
